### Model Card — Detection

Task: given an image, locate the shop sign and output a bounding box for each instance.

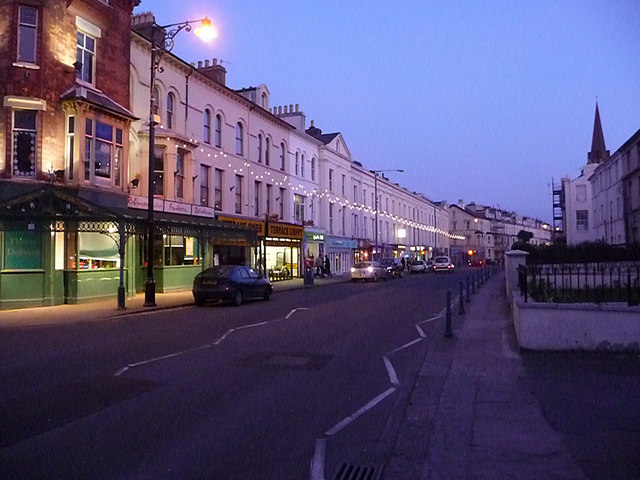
[165,201,190,215]
[127,195,165,212]
[192,205,215,218]
[305,232,324,242]
[217,215,265,236]
[268,222,304,239]
[326,237,357,249]
[4,231,42,269]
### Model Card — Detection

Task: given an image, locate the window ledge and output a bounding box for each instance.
[12,62,40,70]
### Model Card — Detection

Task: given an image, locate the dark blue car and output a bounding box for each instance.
[193,265,272,306]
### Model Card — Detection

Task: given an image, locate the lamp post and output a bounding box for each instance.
[373,169,403,263]
[144,17,216,307]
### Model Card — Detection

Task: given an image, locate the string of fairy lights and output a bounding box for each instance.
[157,134,466,241]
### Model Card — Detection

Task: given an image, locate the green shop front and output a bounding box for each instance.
[0,187,256,310]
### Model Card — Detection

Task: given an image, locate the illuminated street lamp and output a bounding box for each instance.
[144,17,216,307]
[372,169,403,262]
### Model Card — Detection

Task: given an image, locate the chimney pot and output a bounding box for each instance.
[213,58,218,66]
[198,61,203,68]
[205,59,210,68]
[295,104,299,112]
[289,104,293,112]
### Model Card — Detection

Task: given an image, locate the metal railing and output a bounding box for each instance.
[518,262,640,305]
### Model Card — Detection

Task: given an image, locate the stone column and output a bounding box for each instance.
[504,249,529,302]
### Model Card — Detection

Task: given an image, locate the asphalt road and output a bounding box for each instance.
[0,270,466,480]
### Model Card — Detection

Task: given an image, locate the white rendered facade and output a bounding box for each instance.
[562,163,599,245]
[129,14,452,276]
[590,155,625,245]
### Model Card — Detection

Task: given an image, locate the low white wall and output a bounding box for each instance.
[511,295,640,351]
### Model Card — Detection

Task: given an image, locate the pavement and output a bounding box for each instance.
[0,273,348,329]
[2,270,639,479]
[385,272,640,480]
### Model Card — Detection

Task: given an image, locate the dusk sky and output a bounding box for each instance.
[134,0,640,222]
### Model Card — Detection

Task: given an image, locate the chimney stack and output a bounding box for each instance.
[196,57,226,86]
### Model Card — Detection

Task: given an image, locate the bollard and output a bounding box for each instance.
[471,273,476,294]
[466,276,471,302]
[445,291,453,337]
[458,282,465,314]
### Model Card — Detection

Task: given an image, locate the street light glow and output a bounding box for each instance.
[195,17,217,42]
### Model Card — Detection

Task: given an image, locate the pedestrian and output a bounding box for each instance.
[324,255,331,278]
[401,257,406,271]
[315,255,324,277]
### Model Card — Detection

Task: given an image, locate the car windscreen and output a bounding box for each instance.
[202,266,232,278]
[435,257,449,263]
[354,263,370,268]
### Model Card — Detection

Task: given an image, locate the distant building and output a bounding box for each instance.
[449,201,550,265]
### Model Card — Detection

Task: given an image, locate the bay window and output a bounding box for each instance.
[84,118,123,186]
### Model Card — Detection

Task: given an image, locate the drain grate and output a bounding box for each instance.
[332,462,383,480]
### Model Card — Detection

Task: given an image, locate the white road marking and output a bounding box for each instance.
[114,344,211,376]
[325,387,396,436]
[116,308,311,376]
[235,321,269,330]
[309,438,326,480]
[382,356,399,385]
[285,307,309,320]
[387,338,423,355]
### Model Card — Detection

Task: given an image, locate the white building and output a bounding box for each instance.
[562,103,610,245]
[129,13,452,280]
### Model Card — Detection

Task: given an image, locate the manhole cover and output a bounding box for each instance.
[267,354,312,367]
[239,352,332,370]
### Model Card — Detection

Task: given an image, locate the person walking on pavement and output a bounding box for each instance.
[324,255,331,278]
[315,255,324,277]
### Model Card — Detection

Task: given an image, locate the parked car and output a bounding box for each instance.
[409,260,428,274]
[193,265,272,306]
[351,261,387,282]
[380,258,404,279]
[433,256,455,273]
[469,258,485,267]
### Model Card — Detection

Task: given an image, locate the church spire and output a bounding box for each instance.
[587,101,609,164]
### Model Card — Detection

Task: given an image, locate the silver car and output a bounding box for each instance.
[350,261,387,282]
[433,256,455,273]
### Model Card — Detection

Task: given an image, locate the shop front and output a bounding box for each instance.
[264,221,304,282]
[304,230,325,273]
[325,236,357,275]
[217,215,304,282]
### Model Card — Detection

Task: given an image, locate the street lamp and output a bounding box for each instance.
[144,17,216,307]
[372,169,403,262]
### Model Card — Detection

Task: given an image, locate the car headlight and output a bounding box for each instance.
[367,266,373,273]
[351,267,355,273]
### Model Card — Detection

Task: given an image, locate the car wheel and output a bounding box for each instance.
[263,288,271,301]
[233,290,243,306]
[194,295,205,306]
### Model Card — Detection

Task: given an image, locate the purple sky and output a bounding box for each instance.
[134,0,640,222]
